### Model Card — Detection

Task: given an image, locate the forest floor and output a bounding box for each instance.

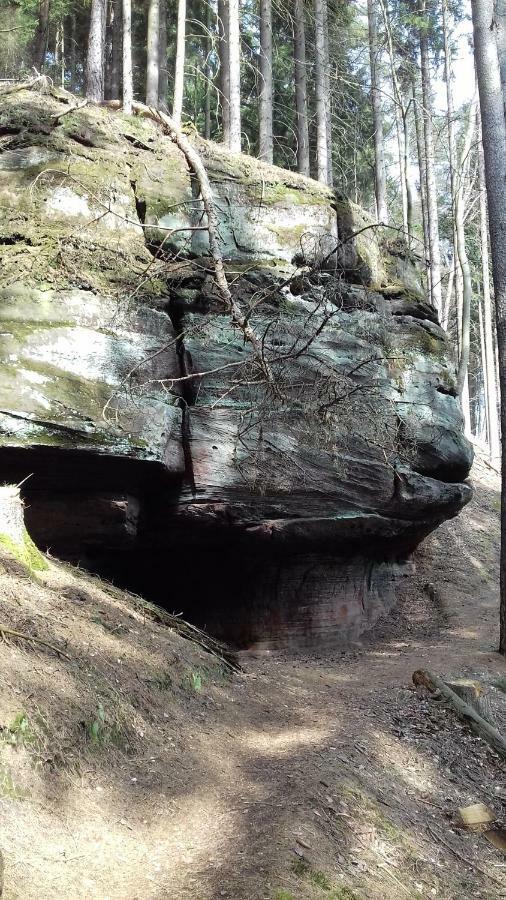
[0,452,505,900]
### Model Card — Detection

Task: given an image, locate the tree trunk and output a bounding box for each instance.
[158,0,168,111]
[313,0,328,184]
[86,0,106,103]
[204,0,212,138]
[33,0,50,72]
[69,13,76,90]
[367,0,388,222]
[259,0,273,162]
[173,0,186,123]
[456,97,478,399]
[228,0,242,151]
[146,0,160,107]
[412,77,431,305]
[419,5,442,315]
[472,0,506,655]
[218,0,230,144]
[110,0,122,101]
[442,0,458,330]
[478,118,501,462]
[323,0,333,186]
[293,0,310,177]
[122,0,133,113]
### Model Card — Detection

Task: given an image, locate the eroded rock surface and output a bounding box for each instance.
[0,89,473,649]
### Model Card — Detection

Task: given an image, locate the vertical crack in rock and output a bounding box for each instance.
[169,300,197,497]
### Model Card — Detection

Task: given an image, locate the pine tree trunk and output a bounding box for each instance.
[323,0,333,186]
[110,0,122,101]
[419,6,442,315]
[146,0,160,107]
[228,0,242,151]
[314,0,328,184]
[412,77,431,305]
[33,0,50,72]
[456,98,478,399]
[218,0,230,144]
[259,0,273,162]
[367,0,388,222]
[442,0,458,328]
[293,0,310,177]
[158,0,168,111]
[204,0,212,138]
[472,0,506,655]
[122,0,133,113]
[86,0,106,102]
[69,13,76,90]
[478,120,501,462]
[173,0,186,123]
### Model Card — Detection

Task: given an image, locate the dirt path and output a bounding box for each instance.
[1,454,505,900]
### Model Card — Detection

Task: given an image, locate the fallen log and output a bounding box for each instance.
[412,669,506,760]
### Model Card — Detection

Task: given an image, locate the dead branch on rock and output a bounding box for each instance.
[413,669,506,759]
[132,102,275,385]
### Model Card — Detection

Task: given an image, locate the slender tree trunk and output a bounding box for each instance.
[110,0,122,101]
[228,0,242,151]
[471,0,506,654]
[158,0,168,110]
[314,0,328,184]
[367,0,388,222]
[323,0,333,186]
[293,0,310,176]
[412,77,431,305]
[456,97,478,403]
[443,0,459,330]
[146,0,160,106]
[403,103,414,246]
[122,0,133,113]
[204,0,212,138]
[33,0,50,71]
[173,0,186,123]
[478,119,501,461]
[69,13,76,90]
[419,5,442,315]
[218,0,230,144]
[86,0,106,102]
[259,0,273,162]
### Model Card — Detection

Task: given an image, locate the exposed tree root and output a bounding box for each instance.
[0,624,70,660]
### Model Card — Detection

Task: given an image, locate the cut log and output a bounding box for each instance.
[412,669,506,759]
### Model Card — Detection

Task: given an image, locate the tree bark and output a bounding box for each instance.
[442,0,458,329]
[313,0,328,184]
[419,6,442,315]
[204,0,212,138]
[472,0,506,655]
[412,77,431,305]
[456,97,478,401]
[323,0,333,186]
[146,0,160,107]
[158,0,168,111]
[86,0,106,103]
[218,0,230,144]
[259,0,273,162]
[293,0,310,177]
[478,117,501,462]
[33,0,50,72]
[173,0,186,123]
[367,0,388,222]
[228,0,242,151]
[110,0,122,101]
[122,0,133,113]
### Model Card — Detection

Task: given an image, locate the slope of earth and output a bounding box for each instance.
[0,449,505,900]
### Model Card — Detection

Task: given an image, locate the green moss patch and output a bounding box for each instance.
[0,528,48,572]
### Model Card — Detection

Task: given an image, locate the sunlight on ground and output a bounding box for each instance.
[241,725,330,755]
[371,730,436,793]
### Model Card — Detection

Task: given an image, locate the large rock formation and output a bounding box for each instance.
[0,88,473,649]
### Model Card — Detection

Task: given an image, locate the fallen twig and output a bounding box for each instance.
[0,624,70,660]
